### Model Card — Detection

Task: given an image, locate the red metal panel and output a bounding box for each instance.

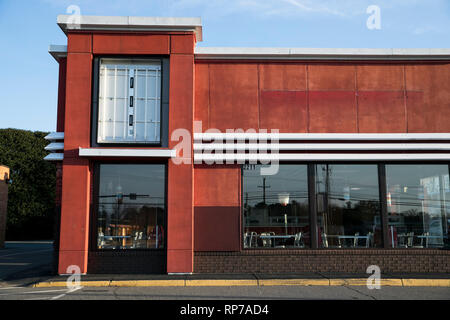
[357,65,404,91]
[194,165,240,207]
[308,91,357,133]
[58,52,92,274]
[56,58,67,132]
[171,34,195,54]
[93,34,170,55]
[358,91,406,133]
[209,63,259,131]
[308,65,355,90]
[259,63,306,91]
[167,53,195,273]
[67,33,92,53]
[260,91,307,132]
[194,63,209,128]
[194,207,241,251]
[59,158,90,274]
[405,64,450,132]
[63,53,92,149]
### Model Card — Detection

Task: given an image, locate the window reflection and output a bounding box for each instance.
[96,164,166,249]
[243,164,310,248]
[386,165,449,248]
[316,164,382,248]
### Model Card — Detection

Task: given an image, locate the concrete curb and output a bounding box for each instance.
[33,278,450,288]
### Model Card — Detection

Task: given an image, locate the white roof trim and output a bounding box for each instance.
[57,15,203,41]
[194,47,450,60]
[194,133,450,141]
[49,45,67,62]
[78,147,176,158]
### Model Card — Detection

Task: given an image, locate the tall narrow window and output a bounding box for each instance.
[386,165,449,249]
[97,59,161,144]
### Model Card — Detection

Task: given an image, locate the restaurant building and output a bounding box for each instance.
[45,15,450,275]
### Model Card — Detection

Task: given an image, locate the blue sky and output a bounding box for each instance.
[0,0,449,132]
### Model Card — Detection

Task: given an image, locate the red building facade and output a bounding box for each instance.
[46,15,450,275]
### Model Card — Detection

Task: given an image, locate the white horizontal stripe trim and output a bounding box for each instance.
[44,142,64,151]
[194,143,450,151]
[44,153,64,161]
[44,132,64,141]
[78,148,176,158]
[194,133,450,141]
[194,153,450,161]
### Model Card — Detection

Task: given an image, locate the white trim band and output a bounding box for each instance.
[194,133,450,141]
[194,47,450,60]
[194,153,450,162]
[78,147,176,158]
[194,143,450,151]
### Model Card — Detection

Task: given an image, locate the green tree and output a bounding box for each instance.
[0,128,56,240]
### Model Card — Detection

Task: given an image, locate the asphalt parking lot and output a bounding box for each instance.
[0,284,449,300]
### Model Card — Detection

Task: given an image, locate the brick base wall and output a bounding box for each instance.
[88,250,166,274]
[194,250,450,274]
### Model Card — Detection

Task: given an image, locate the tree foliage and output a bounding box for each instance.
[0,128,56,240]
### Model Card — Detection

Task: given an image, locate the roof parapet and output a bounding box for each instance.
[57,15,203,41]
[194,47,450,60]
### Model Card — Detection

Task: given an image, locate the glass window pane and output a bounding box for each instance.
[97,59,161,144]
[386,164,449,249]
[243,164,310,248]
[316,164,382,248]
[96,164,166,250]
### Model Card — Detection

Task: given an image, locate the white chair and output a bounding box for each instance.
[353,232,360,247]
[322,233,329,248]
[294,232,304,248]
[260,232,272,247]
[98,231,105,248]
[250,232,258,248]
[365,232,373,248]
[407,232,415,247]
[415,232,429,248]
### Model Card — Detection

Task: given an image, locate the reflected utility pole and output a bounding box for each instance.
[258,178,271,205]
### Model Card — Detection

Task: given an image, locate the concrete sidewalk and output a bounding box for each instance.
[1,242,449,289]
[33,272,450,288]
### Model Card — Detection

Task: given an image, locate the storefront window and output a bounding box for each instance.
[95,164,166,250]
[386,165,449,248]
[316,164,382,248]
[243,164,310,248]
